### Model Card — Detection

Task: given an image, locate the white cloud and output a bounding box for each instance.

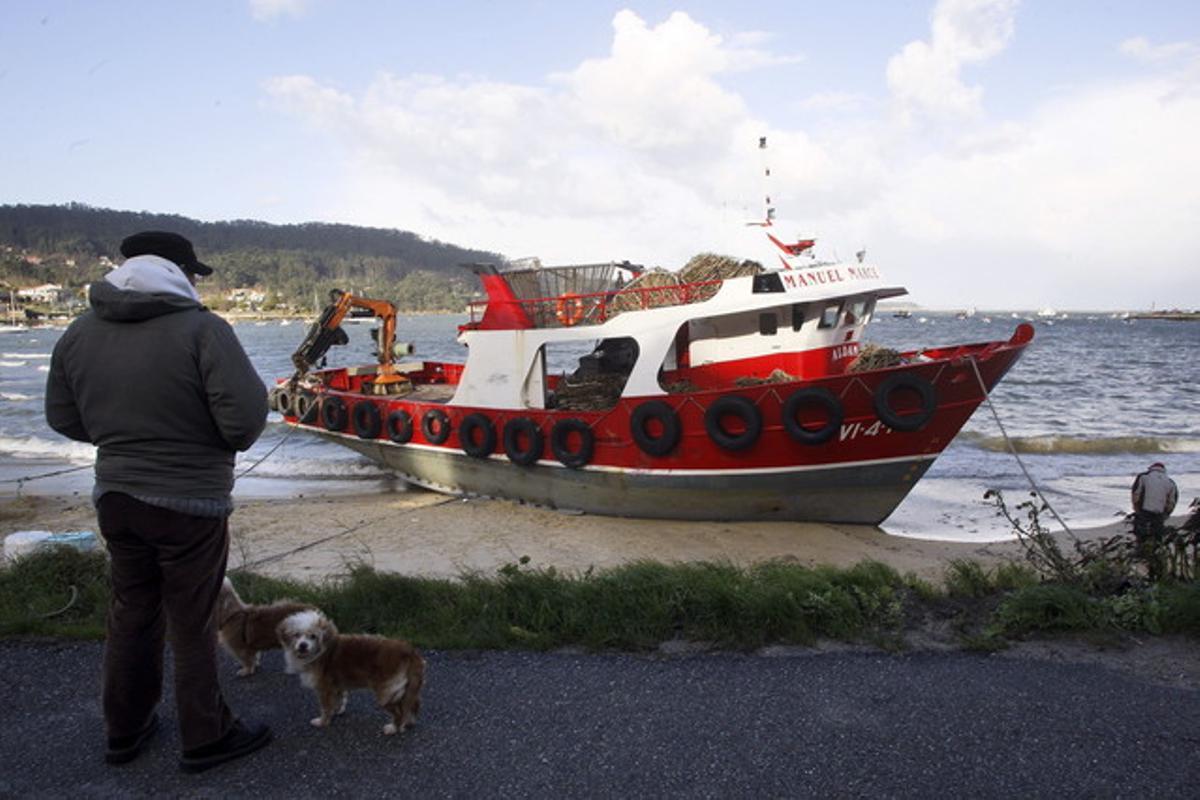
[1120,36,1198,64]
[264,75,354,121]
[264,10,797,264]
[886,0,1018,120]
[796,91,869,114]
[262,5,1200,310]
[250,0,310,22]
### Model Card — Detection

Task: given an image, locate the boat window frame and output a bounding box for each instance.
[759,312,779,336]
[844,298,870,326]
[818,301,843,329]
[791,303,805,331]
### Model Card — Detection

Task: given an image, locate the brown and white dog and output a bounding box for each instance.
[276,609,425,735]
[216,577,317,677]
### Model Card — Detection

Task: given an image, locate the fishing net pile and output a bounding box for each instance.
[734,368,796,387]
[678,254,762,301]
[606,269,681,317]
[663,379,700,394]
[606,254,764,318]
[848,344,904,372]
[552,373,627,411]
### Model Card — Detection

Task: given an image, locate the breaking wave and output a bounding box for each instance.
[234,455,391,480]
[3,352,50,359]
[0,360,28,368]
[958,431,1200,455]
[0,435,96,463]
[0,392,33,401]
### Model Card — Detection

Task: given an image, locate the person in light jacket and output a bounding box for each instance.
[45,231,271,772]
[1130,461,1179,581]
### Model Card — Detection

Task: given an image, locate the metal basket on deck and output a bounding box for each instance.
[501,262,622,327]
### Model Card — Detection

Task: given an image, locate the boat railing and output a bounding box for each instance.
[465,278,726,330]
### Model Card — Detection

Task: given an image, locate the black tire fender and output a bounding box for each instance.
[629,400,681,457]
[295,392,316,423]
[503,417,545,466]
[352,401,382,440]
[704,395,762,451]
[421,408,451,444]
[319,395,348,432]
[873,373,936,432]
[274,388,292,416]
[782,388,843,445]
[386,409,414,444]
[459,413,497,458]
[551,418,594,469]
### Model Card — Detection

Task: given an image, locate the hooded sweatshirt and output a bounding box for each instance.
[45,255,267,513]
[1132,464,1179,516]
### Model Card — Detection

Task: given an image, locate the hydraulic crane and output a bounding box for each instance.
[290,289,410,394]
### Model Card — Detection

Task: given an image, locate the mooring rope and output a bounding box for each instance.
[968,356,1077,541]
[236,394,319,479]
[3,390,317,493]
[1,464,94,496]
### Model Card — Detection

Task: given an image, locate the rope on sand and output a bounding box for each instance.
[968,356,1077,541]
[239,496,458,570]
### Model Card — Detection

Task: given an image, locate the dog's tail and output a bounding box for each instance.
[392,656,424,726]
[218,577,248,620]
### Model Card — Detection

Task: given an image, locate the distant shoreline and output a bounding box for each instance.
[212,308,466,323]
[1127,312,1200,322]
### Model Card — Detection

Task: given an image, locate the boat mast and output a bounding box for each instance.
[759,135,774,226]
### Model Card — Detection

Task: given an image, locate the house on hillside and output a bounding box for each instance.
[17,283,65,304]
[226,288,268,310]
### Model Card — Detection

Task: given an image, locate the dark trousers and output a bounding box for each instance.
[1133,510,1168,581]
[97,492,234,751]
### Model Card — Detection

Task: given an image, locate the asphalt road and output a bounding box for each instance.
[2,641,1198,798]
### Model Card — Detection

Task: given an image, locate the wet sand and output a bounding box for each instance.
[0,487,1125,583]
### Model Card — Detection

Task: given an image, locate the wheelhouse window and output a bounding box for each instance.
[791,303,805,331]
[758,313,778,336]
[818,302,842,329]
[844,299,869,326]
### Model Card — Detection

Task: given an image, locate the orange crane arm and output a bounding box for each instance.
[291,289,401,382]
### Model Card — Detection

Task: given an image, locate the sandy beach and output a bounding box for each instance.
[1,486,1117,583]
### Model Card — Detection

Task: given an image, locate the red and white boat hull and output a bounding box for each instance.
[277,326,1031,524]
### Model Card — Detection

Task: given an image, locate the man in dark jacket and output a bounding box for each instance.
[45,231,271,772]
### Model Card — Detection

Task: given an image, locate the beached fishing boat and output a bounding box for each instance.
[271,228,1034,524]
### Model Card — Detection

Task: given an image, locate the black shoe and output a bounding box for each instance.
[179,720,272,774]
[106,713,160,765]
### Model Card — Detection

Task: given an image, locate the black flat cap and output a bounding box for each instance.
[119,231,213,276]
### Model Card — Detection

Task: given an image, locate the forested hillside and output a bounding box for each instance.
[0,203,505,312]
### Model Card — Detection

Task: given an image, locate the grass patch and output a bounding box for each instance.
[993,584,1097,635]
[1,551,910,650]
[0,547,110,638]
[3,549,1199,650]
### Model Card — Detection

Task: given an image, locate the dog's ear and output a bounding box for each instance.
[319,615,338,644]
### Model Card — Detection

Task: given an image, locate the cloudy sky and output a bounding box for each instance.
[2,1,1198,310]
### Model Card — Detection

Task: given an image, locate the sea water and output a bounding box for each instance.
[1,312,1196,542]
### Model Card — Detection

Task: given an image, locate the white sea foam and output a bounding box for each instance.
[957,431,1200,455]
[3,352,50,359]
[0,435,96,463]
[37,365,49,372]
[234,454,389,479]
[0,392,33,401]
[0,360,27,367]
